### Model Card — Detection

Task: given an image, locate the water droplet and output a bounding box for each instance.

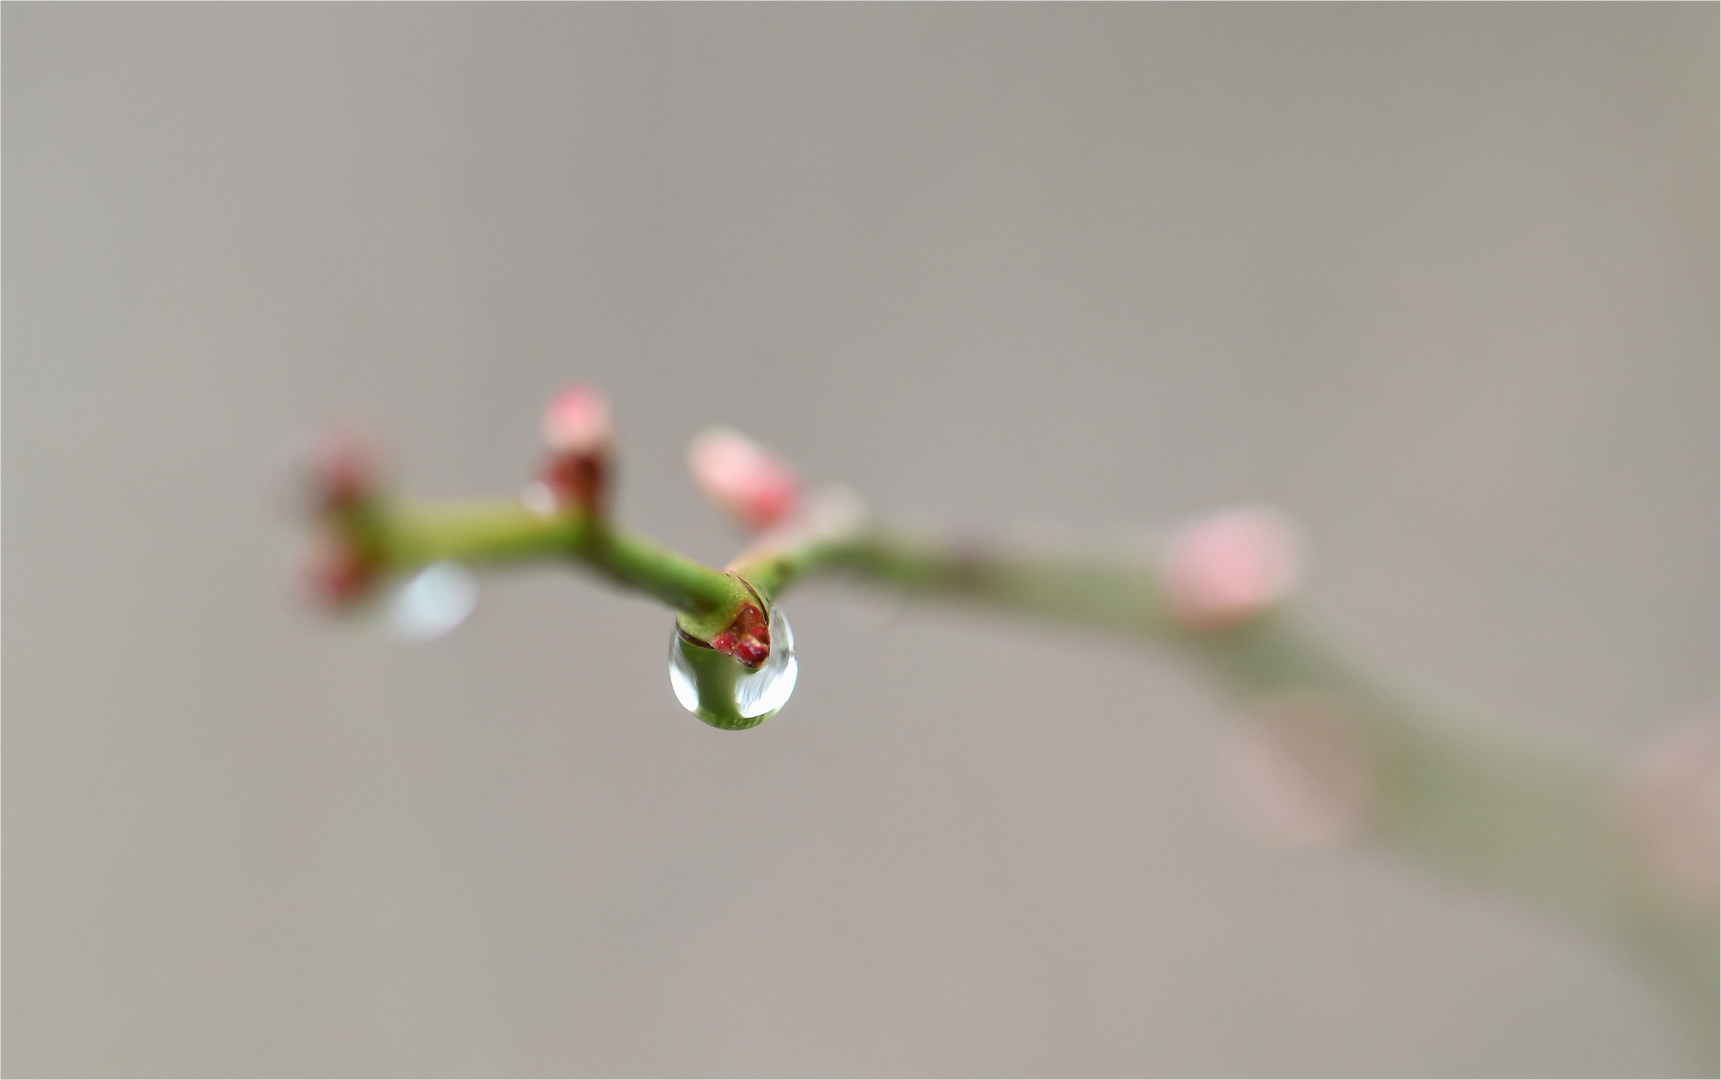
[383,561,480,640]
[668,604,797,730]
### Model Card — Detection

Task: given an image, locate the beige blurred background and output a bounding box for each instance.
[4,5,1715,1076]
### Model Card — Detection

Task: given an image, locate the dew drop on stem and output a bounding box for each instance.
[668,605,797,730]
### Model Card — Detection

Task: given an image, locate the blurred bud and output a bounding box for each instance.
[305,425,386,515]
[1217,696,1374,849]
[539,384,614,515]
[542,384,614,457]
[303,530,375,610]
[1622,714,1720,908]
[689,427,801,532]
[726,483,871,571]
[1160,506,1301,630]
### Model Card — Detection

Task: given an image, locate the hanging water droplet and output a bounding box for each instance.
[668,604,797,730]
[383,561,480,640]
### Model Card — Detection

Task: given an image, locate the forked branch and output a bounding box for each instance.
[298,385,1719,1067]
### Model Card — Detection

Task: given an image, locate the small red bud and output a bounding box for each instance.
[688,427,801,533]
[541,453,608,515]
[307,426,385,514]
[539,384,615,515]
[708,602,772,668]
[1160,506,1300,630]
[304,531,375,610]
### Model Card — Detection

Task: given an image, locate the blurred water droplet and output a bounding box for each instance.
[384,562,480,640]
[668,605,797,730]
[520,480,560,518]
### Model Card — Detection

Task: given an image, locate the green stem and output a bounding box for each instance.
[331,495,1717,1067]
[738,523,1625,923]
[744,523,1718,1065]
[355,498,748,617]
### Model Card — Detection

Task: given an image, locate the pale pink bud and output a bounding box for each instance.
[541,384,614,456]
[1160,506,1301,630]
[688,427,801,532]
[1622,715,1719,907]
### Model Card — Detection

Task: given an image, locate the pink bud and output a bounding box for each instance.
[538,385,615,515]
[542,384,614,456]
[306,426,386,514]
[303,530,374,610]
[1160,506,1301,630]
[688,427,802,532]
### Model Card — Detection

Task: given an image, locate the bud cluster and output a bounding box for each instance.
[707,602,771,668]
[300,426,387,609]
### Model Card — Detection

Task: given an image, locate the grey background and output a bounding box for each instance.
[5,4,1715,1076]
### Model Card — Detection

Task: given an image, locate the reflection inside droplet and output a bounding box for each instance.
[668,604,797,730]
[384,561,480,640]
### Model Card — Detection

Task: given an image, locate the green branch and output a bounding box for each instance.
[740,520,1716,1056]
[351,498,751,620]
[305,424,1717,1070]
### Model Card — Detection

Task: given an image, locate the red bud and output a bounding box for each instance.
[304,531,375,609]
[539,384,615,515]
[708,602,771,668]
[307,426,385,514]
